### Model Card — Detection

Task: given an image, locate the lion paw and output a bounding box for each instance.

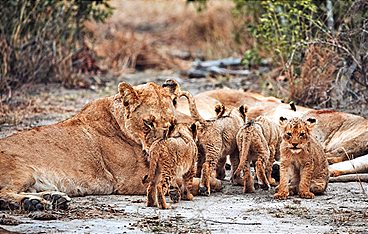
[274,191,289,200]
[41,192,71,209]
[198,186,210,196]
[169,189,181,203]
[21,197,50,211]
[0,198,20,210]
[299,191,315,199]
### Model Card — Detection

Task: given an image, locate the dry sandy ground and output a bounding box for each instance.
[1,73,367,233]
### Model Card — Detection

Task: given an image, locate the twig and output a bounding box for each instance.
[194,218,261,226]
[341,147,366,195]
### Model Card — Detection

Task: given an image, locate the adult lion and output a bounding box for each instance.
[0,81,180,210]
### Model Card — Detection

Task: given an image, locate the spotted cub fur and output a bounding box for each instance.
[274,117,329,200]
[145,122,198,209]
[235,113,281,193]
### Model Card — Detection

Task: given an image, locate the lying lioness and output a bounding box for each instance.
[0,81,183,211]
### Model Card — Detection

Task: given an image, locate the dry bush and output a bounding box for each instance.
[289,45,339,107]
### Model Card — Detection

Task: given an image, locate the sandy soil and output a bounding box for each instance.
[1,73,367,233]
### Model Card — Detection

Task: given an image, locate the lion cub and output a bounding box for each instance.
[145,122,198,209]
[179,91,246,196]
[274,117,329,199]
[235,113,281,193]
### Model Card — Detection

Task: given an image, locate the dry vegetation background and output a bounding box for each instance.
[1,0,367,122]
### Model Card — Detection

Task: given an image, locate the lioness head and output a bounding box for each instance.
[279,117,317,154]
[118,81,179,152]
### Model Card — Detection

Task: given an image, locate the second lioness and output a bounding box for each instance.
[145,122,198,209]
[235,112,281,193]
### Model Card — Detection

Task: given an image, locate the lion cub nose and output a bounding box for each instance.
[292,143,298,148]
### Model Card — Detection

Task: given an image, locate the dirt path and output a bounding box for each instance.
[1,180,367,233]
[1,73,367,233]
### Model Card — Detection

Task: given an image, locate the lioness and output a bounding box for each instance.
[0,81,179,210]
[179,91,246,196]
[235,114,281,193]
[274,117,329,200]
[145,122,198,209]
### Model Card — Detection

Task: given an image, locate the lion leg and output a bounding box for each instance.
[274,160,291,200]
[181,166,195,201]
[196,144,205,178]
[199,158,217,196]
[157,174,172,209]
[168,183,181,204]
[267,146,277,187]
[255,158,270,190]
[230,151,242,186]
[146,182,156,207]
[310,180,327,195]
[243,161,254,193]
[299,165,315,199]
[216,156,227,180]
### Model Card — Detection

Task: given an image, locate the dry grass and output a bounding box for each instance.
[85,0,253,74]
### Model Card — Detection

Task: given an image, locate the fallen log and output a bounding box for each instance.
[329,174,368,183]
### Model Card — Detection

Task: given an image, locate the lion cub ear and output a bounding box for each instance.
[279,116,288,127]
[190,121,200,142]
[239,104,248,122]
[306,117,317,130]
[214,103,225,118]
[118,82,141,112]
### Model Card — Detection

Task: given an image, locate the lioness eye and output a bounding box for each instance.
[143,119,154,130]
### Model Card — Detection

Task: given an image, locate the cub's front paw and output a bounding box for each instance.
[299,191,315,199]
[274,191,289,200]
[198,186,210,196]
[169,189,181,203]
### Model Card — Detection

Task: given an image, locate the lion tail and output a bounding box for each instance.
[179,91,206,124]
[235,128,252,175]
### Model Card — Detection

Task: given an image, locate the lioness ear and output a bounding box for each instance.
[215,103,225,118]
[162,79,181,98]
[118,82,141,112]
[306,117,317,129]
[239,104,248,122]
[279,116,288,127]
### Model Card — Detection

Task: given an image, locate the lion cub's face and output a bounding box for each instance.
[279,117,316,154]
[118,82,177,151]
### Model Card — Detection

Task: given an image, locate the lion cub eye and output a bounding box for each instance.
[285,132,292,138]
[299,132,305,137]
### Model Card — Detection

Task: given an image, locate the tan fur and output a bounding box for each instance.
[274,117,329,200]
[235,115,281,193]
[178,89,368,169]
[145,123,198,209]
[0,81,179,210]
[179,91,245,196]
